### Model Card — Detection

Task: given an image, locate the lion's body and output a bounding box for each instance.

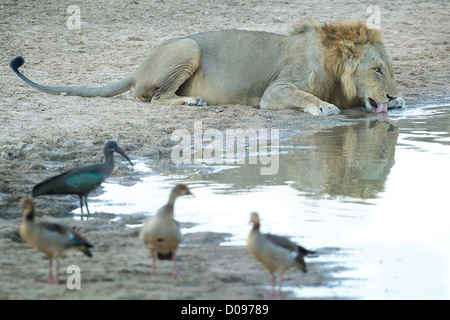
[10,19,403,116]
[179,30,286,106]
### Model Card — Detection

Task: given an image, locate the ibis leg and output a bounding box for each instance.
[84,196,90,214]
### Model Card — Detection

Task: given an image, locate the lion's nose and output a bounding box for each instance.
[387,94,396,101]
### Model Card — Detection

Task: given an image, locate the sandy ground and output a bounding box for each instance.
[0,0,448,300]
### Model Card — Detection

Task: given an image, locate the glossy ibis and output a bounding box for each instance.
[19,197,93,284]
[139,184,193,278]
[32,140,133,214]
[246,212,316,297]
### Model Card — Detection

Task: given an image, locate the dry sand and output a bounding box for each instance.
[0,0,448,300]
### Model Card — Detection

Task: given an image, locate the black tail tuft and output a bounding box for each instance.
[10,56,25,72]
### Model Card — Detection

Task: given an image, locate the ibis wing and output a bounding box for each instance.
[32,164,104,196]
[65,172,103,191]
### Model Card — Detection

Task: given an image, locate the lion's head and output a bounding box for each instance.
[319,21,400,112]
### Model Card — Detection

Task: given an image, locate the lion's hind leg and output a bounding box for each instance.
[132,38,207,106]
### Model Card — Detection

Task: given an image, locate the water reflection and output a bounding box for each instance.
[188,116,399,200]
[286,118,398,199]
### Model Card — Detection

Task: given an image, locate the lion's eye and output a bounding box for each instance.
[374,67,383,74]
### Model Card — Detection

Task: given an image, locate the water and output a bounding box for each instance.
[77,103,450,299]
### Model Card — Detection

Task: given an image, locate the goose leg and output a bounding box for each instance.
[43,257,58,284]
[172,252,180,278]
[151,250,157,276]
[55,258,60,284]
[277,271,284,297]
[270,271,277,297]
[46,257,53,283]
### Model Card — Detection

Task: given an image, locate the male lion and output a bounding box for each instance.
[10,19,403,116]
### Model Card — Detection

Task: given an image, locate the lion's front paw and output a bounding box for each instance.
[305,103,341,116]
[183,97,208,106]
[388,97,405,109]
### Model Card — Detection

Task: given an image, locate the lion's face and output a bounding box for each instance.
[353,44,399,112]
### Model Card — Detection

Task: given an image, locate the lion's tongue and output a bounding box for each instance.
[373,102,388,113]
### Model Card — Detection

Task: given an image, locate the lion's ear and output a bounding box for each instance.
[338,40,356,59]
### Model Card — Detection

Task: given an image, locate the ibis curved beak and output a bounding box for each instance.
[116,147,133,166]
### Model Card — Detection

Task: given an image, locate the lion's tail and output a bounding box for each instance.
[10,56,134,97]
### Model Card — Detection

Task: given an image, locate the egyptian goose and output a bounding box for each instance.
[246,212,315,297]
[19,197,93,284]
[139,184,193,278]
[32,140,133,214]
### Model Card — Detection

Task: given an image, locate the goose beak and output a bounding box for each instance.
[186,189,195,198]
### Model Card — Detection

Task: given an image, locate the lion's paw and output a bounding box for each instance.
[183,97,208,106]
[388,97,405,109]
[305,103,341,116]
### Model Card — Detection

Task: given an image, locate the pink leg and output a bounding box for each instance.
[271,272,277,296]
[264,272,284,298]
[46,258,53,282]
[261,272,278,298]
[172,253,180,278]
[42,258,58,284]
[55,258,60,284]
[151,251,157,276]
[277,272,284,297]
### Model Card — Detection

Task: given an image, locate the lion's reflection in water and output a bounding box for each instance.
[286,118,399,199]
[206,116,399,201]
